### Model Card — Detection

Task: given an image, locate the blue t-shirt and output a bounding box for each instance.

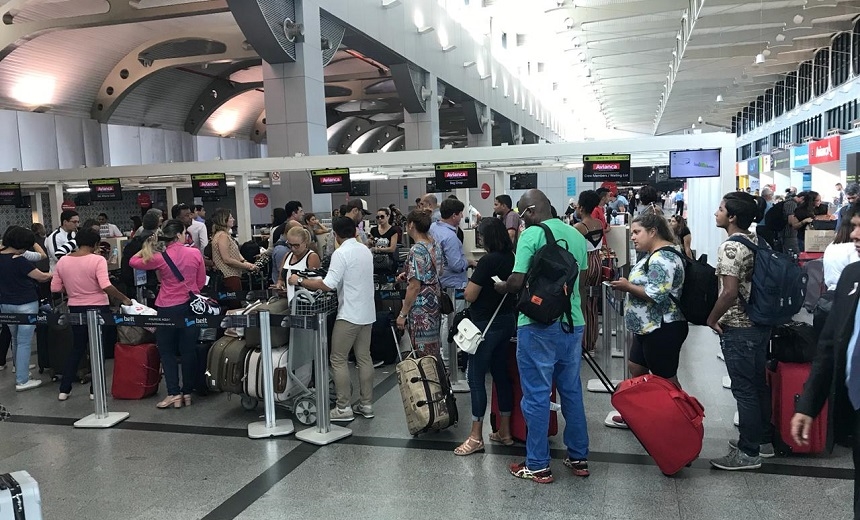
[0,253,38,305]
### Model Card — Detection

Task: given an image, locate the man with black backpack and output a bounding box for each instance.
[495,189,589,484]
[707,192,776,470]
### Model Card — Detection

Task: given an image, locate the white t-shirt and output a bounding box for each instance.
[823,241,859,291]
[322,238,375,325]
[99,223,122,238]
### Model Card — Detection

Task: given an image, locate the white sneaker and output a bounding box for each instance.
[330,406,355,422]
[352,403,374,418]
[15,379,42,392]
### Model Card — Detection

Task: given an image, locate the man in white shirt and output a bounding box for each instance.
[97,213,122,238]
[290,216,376,423]
[172,203,208,256]
[45,210,80,271]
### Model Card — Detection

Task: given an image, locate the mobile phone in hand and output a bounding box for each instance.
[491,276,503,283]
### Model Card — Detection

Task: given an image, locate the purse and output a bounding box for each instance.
[161,252,221,316]
[454,294,507,355]
[420,241,454,314]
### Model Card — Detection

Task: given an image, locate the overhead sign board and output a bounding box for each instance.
[191,173,227,198]
[582,154,631,182]
[0,183,21,206]
[88,178,122,201]
[310,168,350,194]
[435,162,478,190]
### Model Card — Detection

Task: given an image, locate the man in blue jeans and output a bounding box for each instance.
[707,191,774,470]
[495,189,589,484]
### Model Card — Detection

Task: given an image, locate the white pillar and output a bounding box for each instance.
[403,74,440,151]
[31,190,44,224]
[48,183,64,229]
[235,174,252,244]
[165,185,178,213]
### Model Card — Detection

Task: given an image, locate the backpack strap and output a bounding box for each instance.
[727,235,768,252]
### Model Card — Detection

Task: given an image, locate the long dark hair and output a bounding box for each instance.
[632,212,675,243]
[835,213,854,244]
[478,217,513,254]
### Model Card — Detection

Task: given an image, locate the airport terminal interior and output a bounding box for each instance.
[0,0,859,518]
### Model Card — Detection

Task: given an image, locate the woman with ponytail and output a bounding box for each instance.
[130,219,206,409]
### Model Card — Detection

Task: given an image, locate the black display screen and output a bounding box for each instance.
[191,173,228,197]
[434,162,478,190]
[582,154,631,182]
[311,168,351,194]
[0,183,22,206]
[349,181,370,197]
[510,172,538,190]
[88,178,122,201]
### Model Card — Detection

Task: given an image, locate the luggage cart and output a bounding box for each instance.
[239,288,338,426]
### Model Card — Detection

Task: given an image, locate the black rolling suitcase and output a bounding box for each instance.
[370,311,401,365]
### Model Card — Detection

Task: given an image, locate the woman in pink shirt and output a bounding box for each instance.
[51,228,132,401]
[130,219,206,409]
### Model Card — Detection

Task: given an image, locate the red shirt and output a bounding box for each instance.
[592,206,609,232]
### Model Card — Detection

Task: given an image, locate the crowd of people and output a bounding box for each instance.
[5,181,860,518]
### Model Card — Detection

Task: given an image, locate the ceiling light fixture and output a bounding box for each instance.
[716,94,723,102]
[11,75,55,106]
[755,53,766,64]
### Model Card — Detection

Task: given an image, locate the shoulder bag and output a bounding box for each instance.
[454,294,507,355]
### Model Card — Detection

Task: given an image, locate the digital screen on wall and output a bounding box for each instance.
[510,172,538,190]
[87,178,122,201]
[582,155,631,182]
[434,162,478,190]
[425,177,450,193]
[191,173,228,197]
[310,168,351,194]
[0,183,22,206]
[669,149,721,178]
[349,181,371,197]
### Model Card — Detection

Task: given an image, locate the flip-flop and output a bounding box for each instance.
[454,437,485,456]
[489,432,515,446]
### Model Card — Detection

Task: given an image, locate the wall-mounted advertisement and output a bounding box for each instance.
[809,135,840,165]
[772,150,790,171]
[790,144,810,169]
[582,154,631,182]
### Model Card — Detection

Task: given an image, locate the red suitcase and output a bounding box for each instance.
[111,343,161,400]
[611,375,705,475]
[768,361,828,454]
[490,340,558,443]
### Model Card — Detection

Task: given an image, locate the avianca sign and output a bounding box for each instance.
[809,135,840,165]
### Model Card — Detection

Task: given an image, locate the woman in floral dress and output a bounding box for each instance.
[396,209,444,360]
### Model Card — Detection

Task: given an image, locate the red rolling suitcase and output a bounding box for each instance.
[768,360,828,454]
[490,340,558,443]
[111,343,161,399]
[611,374,705,475]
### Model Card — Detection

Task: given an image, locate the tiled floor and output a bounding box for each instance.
[0,324,854,519]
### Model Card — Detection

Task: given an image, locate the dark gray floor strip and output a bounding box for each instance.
[200,443,319,520]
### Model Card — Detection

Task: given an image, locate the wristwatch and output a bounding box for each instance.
[398,313,407,319]
[297,276,304,286]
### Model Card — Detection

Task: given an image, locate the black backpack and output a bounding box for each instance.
[645,247,718,326]
[517,223,580,332]
[753,196,768,224]
[728,236,807,326]
[763,200,788,235]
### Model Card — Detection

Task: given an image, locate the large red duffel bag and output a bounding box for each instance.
[111,343,161,400]
[611,374,705,475]
[490,340,558,443]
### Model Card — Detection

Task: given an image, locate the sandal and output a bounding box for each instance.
[489,432,515,446]
[454,437,485,456]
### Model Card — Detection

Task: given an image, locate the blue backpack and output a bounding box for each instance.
[728,236,807,326]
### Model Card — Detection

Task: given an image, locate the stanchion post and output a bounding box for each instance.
[74,310,129,428]
[248,310,294,439]
[295,312,351,445]
[588,282,614,393]
[447,288,469,393]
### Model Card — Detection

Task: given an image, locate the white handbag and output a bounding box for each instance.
[454,295,507,355]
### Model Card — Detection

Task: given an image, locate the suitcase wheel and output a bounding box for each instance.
[293,396,317,425]
[240,395,258,411]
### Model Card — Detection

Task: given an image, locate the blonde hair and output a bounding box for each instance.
[138,219,184,262]
[287,225,311,245]
[210,208,232,234]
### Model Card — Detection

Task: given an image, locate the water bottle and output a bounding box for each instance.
[110,246,118,266]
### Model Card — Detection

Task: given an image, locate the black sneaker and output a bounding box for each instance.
[563,458,590,477]
[509,461,554,483]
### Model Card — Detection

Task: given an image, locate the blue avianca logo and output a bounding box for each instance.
[27,315,37,324]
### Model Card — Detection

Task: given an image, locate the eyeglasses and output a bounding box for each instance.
[520,205,536,215]
[288,242,304,248]
[376,215,387,219]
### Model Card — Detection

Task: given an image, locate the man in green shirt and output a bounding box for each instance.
[495,189,589,484]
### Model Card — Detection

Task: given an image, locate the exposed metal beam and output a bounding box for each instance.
[592,53,674,68]
[575,0,686,25]
[588,37,677,58]
[694,4,860,31]
[0,0,229,61]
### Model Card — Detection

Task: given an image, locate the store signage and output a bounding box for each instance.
[88,178,122,201]
[435,162,478,190]
[480,183,491,199]
[310,168,350,194]
[772,151,790,171]
[253,193,269,208]
[191,173,227,198]
[762,155,772,173]
[747,158,760,175]
[61,199,76,211]
[582,154,631,182]
[0,183,21,206]
[790,145,809,169]
[809,135,841,165]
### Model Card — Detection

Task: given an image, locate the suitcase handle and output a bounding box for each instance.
[274,367,288,394]
[669,390,706,426]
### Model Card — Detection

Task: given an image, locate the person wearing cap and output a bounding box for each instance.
[837,183,860,229]
[324,199,369,260]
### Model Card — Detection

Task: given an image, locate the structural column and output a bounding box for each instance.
[264,0,330,214]
[466,104,492,148]
[48,183,64,229]
[403,74,440,151]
